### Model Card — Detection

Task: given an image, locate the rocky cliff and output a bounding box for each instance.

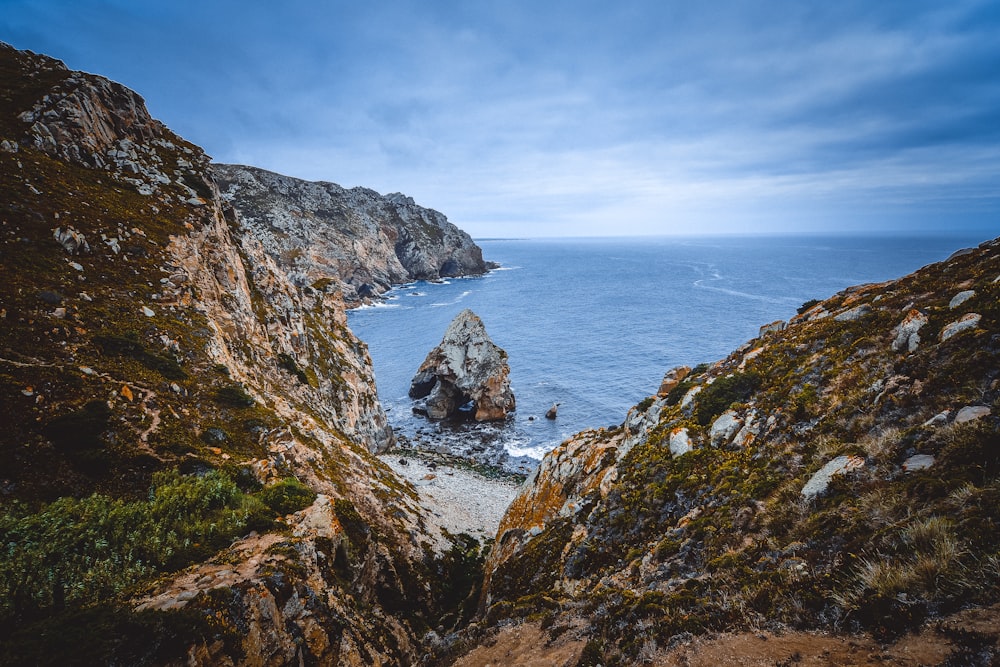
[212,163,494,304]
[460,240,1000,665]
[0,43,479,665]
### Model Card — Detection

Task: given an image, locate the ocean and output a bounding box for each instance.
[347,234,987,467]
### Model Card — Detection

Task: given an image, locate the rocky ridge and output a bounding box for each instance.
[460,239,1000,665]
[0,43,479,665]
[212,163,494,304]
[409,309,516,422]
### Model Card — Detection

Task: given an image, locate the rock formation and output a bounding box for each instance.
[212,163,495,304]
[409,309,515,421]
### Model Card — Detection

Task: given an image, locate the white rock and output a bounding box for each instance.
[710,409,742,446]
[955,406,991,424]
[903,454,935,472]
[921,411,950,428]
[801,455,865,498]
[949,290,976,309]
[891,309,928,353]
[940,313,981,341]
[141,306,155,317]
[669,428,692,457]
[759,320,786,336]
[834,304,872,322]
[680,385,702,410]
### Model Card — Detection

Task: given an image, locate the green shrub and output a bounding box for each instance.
[0,469,272,621]
[214,385,254,408]
[258,477,316,515]
[797,298,821,315]
[695,372,762,425]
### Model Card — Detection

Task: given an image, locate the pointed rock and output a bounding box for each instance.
[409,309,515,421]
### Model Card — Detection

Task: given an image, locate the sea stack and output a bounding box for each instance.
[409,309,515,421]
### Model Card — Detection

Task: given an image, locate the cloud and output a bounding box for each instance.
[2,0,998,236]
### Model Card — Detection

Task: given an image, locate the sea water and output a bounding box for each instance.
[347,234,987,465]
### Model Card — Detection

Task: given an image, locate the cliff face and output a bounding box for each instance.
[473,240,1000,664]
[212,163,493,304]
[0,43,467,665]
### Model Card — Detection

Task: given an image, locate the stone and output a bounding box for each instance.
[801,455,865,498]
[903,454,935,472]
[37,290,64,305]
[657,366,691,397]
[408,309,515,421]
[680,385,702,410]
[955,406,991,424]
[141,306,155,317]
[921,411,950,427]
[669,428,692,457]
[53,226,90,255]
[758,320,786,336]
[834,304,871,322]
[949,290,976,309]
[710,410,742,446]
[891,309,928,353]
[940,313,981,342]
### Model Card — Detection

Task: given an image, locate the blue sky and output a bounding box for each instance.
[3,1,999,237]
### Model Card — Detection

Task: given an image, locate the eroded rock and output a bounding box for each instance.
[409,309,515,421]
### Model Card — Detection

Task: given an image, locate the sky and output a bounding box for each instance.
[2,1,999,238]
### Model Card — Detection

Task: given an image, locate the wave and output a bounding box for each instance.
[692,281,797,305]
[502,438,546,460]
[353,301,404,311]
[430,290,472,307]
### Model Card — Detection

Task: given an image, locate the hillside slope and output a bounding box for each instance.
[0,43,477,665]
[466,239,1000,665]
[213,163,494,305]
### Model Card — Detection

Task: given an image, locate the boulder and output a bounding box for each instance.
[891,309,928,353]
[834,304,871,322]
[940,313,981,342]
[669,428,692,457]
[801,455,865,498]
[949,290,976,309]
[657,366,691,397]
[955,405,991,424]
[409,309,515,421]
[759,320,786,336]
[710,409,742,446]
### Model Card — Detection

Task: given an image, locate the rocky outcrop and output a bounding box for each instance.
[475,236,1000,665]
[212,163,494,304]
[409,309,515,421]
